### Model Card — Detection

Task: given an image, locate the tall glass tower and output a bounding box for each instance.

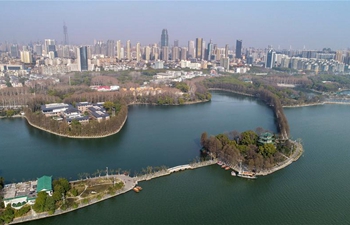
[236,40,242,59]
[161,29,168,47]
[78,46,88,71]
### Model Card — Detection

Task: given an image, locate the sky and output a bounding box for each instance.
[1,1,349,50]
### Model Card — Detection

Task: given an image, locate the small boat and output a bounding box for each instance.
[237,172,257,179]
[135,186,142,191]
[231,171,236,176]
[225,166,230,170]
[237,161,257,179]
[133,187,140,193]
[221,164,226,168]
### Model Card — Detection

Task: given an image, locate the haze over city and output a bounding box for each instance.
[2,1,349,50]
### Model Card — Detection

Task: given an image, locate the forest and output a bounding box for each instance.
[200,129,294,172]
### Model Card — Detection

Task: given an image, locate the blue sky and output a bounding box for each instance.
[1,1,349,50]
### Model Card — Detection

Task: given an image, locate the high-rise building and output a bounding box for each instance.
[225,44,229,58]
[236,40,242,59]
[34,44,42,56]
[10,45,18,58]
[116,40,121,60]
[335,50,343,62]
[174,40,179,47]
[136,42,141,62]
[63,22,69,45]
[106,40,115,58]
[152,44,159,60]
[144,46,151,61]
[188,41,195,59]
[161,46,169,61]
[20,51,33,63]
[266,49,276,68]
[172,46,179,61]
[206,40,213,61]
[44,39,55,55]
[196,38,203,60]
[180,47,187,60]
[78,46,88,71]
[126,40,131,60]
[161,29,169,47]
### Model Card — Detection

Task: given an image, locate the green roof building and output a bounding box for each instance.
[36,175,52,193]
[258,132,275,144]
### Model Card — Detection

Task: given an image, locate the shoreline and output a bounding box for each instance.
[17,98,209,139]
[24,114,128,139]
[10,174,137,224]
[9,161,217,224]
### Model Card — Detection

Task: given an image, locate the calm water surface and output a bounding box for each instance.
[1,91,349,224]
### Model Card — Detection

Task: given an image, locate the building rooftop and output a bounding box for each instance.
[36,175,52,193]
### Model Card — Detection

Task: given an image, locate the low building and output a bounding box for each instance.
[2,175,52,209]
[76,102,93,112]
[41,103,70,117]
[36,175,52,196]
[88,105,110,121]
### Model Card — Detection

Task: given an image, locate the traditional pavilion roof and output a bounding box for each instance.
[36,175,52,193]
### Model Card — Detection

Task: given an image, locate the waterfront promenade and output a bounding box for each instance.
[9,160,217,224]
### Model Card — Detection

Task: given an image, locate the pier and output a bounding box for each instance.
[136,160,217,182]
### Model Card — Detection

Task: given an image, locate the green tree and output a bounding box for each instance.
[0,177,4,190]
[258,143,277,157]
[0,205,14,224]
[240,130,258,145]
[33,192,47,213]
[44,196,55,214]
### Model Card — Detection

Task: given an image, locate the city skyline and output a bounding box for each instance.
[1,1,350,50]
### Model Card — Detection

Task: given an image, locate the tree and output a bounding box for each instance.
[0,177,4,190]
[0,205,14,224]
[44,196,55,214]
[33,192,47,213]
[200,132,208,148]
[240,130,258,145]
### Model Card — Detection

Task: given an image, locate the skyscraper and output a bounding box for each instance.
[63,22,69,45]
[106,40,115,58]
[136,42,141,62]
[116,40,121,60]
[188,41,195,59]
[172,46,179,61]
[161,29,168,47]
[126,40,131,60]
[196,38,203,60]
[10,44,19,58]
[144,46,151,61]
[174,40,179,47]
[225,44,229,58]
[206,40,213,61]
[78,46,88,71]
[236,40,242,59]
[161,46,169,61]
[266,49,276,68]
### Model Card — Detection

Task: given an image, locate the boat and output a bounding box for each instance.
[231,171,236,176]
[225,166,230,170]
[221,164,226,168]
[237,171,257,179]
[133,187,140,193]
[135,186,142,191]
[237,161,257,179]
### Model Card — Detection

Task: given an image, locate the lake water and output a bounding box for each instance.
[1,91,349,224]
